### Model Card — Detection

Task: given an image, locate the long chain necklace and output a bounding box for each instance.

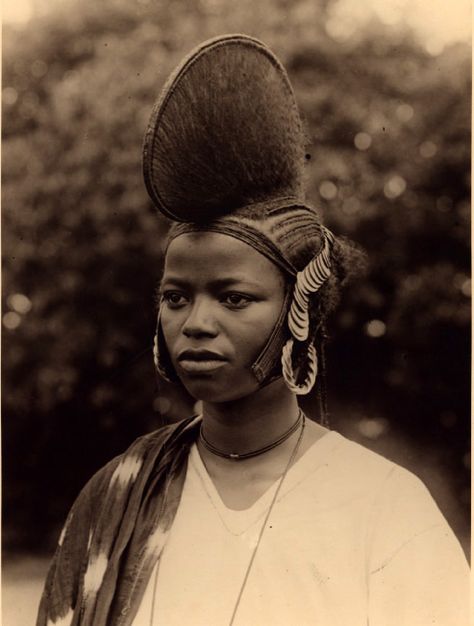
[199,409,303,460]
[227,414,305,625]
[148,413,306,626]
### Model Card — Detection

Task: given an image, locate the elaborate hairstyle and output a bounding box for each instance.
[143,34,306,222]
[143,34,361,417]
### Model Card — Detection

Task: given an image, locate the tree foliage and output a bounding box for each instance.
[2,0,470,550]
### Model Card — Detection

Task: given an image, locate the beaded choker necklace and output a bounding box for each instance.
[199,410,303,460]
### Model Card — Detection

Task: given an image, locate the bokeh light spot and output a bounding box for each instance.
[342,197,361,215]
[384,175,406,199]
[396,103,414,122]
[460,279,471,297]
[31,60,48,78]
[7,293,32,314]
[419,141,437,158]
[454,274,471,297]
[357,417,389,439]
[354,132,372,150]
[153,396,171,414]
[19,91,40,119]
[324,16,355,41]
[365,319,386,338]
[2,87,18,106]
[3,312,22,330]
[404,274,422,291]
[319,180,338,200]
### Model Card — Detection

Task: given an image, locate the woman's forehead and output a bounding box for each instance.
[163,232,284,283]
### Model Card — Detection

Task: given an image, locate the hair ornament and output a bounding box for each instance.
[153,323,179,383]
[153,332,168,381]
[281,338,318,395]
[287,227,335,342]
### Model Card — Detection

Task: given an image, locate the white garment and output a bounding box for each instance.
[133,431,469,626]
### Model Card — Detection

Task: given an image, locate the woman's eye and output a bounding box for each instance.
[223,293,253,308]
[162,291,187,307]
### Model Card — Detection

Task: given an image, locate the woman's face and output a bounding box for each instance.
[160,232,286,403]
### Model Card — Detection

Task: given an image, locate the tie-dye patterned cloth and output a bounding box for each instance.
[37,415,201,626]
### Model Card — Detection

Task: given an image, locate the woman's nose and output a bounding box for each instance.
[182,298,218,338]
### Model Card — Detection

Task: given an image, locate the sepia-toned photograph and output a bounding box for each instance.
[2,1,470,624]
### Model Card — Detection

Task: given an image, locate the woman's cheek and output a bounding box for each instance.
[247,302,283,335]
[160,312,179,348]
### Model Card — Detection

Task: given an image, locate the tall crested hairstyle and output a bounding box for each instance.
[143,35,307,222]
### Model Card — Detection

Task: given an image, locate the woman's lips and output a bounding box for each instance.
[178,359,227,374]
[177,350,228,374]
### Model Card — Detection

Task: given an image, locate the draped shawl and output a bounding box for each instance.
[37,416,200,626]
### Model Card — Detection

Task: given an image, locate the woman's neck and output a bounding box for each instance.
[200,379,300,455]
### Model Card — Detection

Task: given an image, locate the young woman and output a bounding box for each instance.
[37,35,468,626]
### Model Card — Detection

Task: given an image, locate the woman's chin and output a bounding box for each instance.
[179,375,257,404]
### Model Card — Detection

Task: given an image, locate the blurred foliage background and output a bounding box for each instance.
[2,0,470,559]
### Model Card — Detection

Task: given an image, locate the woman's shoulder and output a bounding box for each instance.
[320,431,456,554]
[121,414,199,455]
[323,429,434,504]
